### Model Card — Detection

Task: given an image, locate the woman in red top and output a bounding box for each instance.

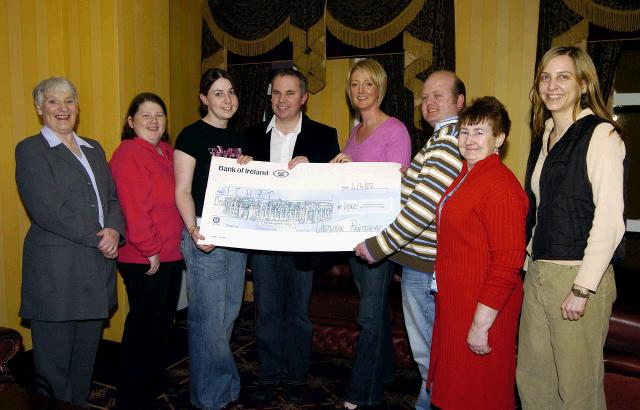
[110,93,184,409]
[428,97,528,409]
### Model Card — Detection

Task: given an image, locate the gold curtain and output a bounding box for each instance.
[554,1,640,47]
[201,1,435,100]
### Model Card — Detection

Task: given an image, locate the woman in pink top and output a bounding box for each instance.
[110,93,184,410]
[331,59,411,409]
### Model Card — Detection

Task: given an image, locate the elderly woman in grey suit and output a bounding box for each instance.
[15,77,125,406]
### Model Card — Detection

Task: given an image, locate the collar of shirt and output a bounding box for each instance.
[41,126,94,149]
[433,116,458,132]
[266,112,303,136]
[542,108,593,152]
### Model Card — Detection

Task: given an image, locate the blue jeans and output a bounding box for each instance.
[252,252,313,384]
[181,231,246,410]
[345,257,395,405]
[402,266,435,410]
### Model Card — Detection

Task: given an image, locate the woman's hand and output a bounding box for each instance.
[188,225,215,253]
[237,155,252,165]
[330,153,352,163]
[146,254,160,275]
[97,228,119,259]
[561,285,589,320]
[354,242,375,264]
[467,324,492,355]
[467,303,498,355]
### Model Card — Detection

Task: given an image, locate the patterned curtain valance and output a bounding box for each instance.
[201,0,453,108]
[563,0,640,32]
[326,0,425,49]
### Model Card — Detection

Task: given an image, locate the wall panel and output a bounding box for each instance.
[305,58,352,148]
[0,0,173,347]
[455,0,540,181]
[2,0,542,349]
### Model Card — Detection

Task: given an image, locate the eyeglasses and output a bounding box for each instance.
[137,112,166,122]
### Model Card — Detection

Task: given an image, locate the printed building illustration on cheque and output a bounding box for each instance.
[214,186,333,225]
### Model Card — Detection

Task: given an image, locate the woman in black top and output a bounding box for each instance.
[174,68,250,410]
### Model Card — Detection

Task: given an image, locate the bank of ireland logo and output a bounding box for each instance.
[273,169,289,178]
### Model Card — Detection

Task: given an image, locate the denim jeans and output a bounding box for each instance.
[181,231,246,410]
[345,257,395,405]
[252,252,314,384]
[402,266,435,410]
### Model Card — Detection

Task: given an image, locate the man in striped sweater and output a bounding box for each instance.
[354,70,466,410]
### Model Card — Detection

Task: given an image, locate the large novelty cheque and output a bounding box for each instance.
[198,157,401,252]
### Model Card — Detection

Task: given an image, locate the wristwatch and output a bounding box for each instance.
[571,286,590,299]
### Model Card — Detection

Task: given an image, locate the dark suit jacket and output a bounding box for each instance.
[246,114,340,271]
[15,134,125,321]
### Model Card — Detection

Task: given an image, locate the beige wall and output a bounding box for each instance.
[456,0,540,180]
[1,0,538,347]
[305,58,352,148]
[0,0,202,347]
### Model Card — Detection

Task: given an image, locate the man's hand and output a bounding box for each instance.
[288,156,309,169]
[354,242,375,264]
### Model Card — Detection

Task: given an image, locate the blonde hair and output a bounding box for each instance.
[346,59,387,108]
[530,46,622,138]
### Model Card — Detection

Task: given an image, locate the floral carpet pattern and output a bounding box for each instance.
[84,303,421,409]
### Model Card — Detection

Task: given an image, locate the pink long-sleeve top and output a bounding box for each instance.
[341,116,411,168]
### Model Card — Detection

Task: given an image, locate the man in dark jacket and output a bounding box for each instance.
[246,68,339,403]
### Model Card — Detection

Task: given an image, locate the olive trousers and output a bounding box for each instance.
[516,260,616,410]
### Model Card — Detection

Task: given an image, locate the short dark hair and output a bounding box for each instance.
[453,74,466,100]
[459,96,511,138]
[271,68,308,94]
[121,92,169,141]
[199,68,237,117]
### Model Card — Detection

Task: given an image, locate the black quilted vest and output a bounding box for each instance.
[525,115,605,260]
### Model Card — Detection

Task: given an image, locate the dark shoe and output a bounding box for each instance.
[253,383,276,402]
[284,383,305,404]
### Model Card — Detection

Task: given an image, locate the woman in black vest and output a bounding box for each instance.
[516,46,625,409]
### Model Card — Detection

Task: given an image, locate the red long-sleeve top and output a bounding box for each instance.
[110,137,183,264]
[428,154,528,410]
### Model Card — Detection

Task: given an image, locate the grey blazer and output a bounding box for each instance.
[15,134,125,321]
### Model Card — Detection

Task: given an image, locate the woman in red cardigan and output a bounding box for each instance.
[427,97,528,409]
[110,93,184,409]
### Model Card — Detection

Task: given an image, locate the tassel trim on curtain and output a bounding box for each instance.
[326,0,426,49]
[203,1,290,56]
[563,0,640,32]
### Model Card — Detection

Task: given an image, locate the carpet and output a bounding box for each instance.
[79,302,420,409]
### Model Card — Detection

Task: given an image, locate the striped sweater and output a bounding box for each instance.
[365,117,462,272]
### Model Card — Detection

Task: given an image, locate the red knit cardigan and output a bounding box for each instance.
[428,154,528,410]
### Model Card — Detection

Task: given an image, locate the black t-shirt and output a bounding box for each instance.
[174,120,246,216]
